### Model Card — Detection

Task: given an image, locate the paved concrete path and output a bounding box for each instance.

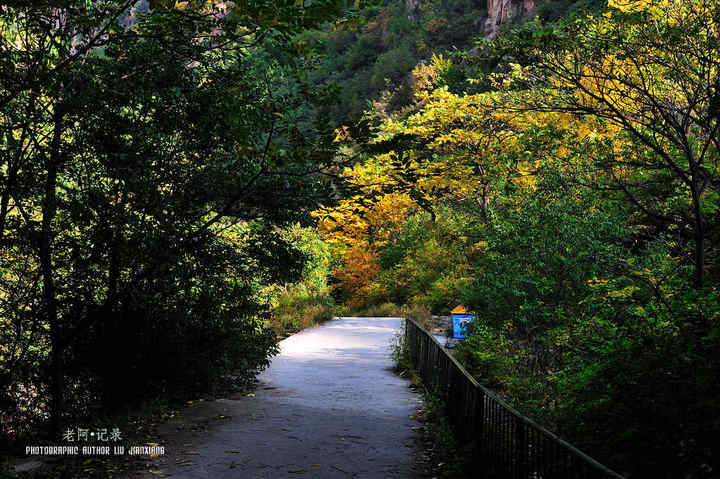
[140,317,425,478]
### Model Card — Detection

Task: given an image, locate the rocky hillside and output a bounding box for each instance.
[296,0,600,127]
[485,0,536,36]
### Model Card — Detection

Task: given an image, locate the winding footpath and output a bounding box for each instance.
[135,317,425,478]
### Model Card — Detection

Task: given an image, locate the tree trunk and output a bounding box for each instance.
[0,129,24,244]
[480,181,490,223]
[690,180,705,290]
[0,179,11,244]
[102,210,122,408]
[42,111,63,436]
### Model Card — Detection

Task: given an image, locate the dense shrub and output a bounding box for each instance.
[269,283,336,336]
[267,225,337,336]
[461,186,628,341]
[371,43,417,89]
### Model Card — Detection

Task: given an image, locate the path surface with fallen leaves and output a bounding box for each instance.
[131,317,425,478]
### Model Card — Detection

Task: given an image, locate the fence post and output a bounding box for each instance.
[517,416,528,479]
[475,393,484,467]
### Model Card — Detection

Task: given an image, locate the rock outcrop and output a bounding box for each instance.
[406,0,422,21]
[484,0,536,37]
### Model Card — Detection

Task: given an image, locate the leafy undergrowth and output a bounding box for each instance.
[352,302,437,332]
[266,225,338,338]
[267,283,336,338]
[415,391,473,479]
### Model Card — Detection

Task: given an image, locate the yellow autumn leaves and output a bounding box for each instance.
[607,0,656,12]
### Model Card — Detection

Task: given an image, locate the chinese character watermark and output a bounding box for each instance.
[61,427,122,442]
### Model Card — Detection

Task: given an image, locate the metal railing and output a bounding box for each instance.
[404,317,624,479]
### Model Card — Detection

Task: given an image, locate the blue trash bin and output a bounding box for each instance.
[451,305,474,339]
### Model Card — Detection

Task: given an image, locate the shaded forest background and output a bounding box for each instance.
[2,0,720,478]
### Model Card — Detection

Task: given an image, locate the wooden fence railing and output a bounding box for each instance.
[404,317,624,479]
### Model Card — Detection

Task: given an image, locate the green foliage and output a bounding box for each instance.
[461,185,629,340]
[322,3,720,469]
[282,224,336,291]
[298,0,490,125]
[371,43,416,89]
[535,0,605,22]
[370,208,477,314]
[546,252,720,477]
[268,282,336,336]
[454,323,513,392]
[357,302,405,317]
[267,225,337,336]
[0,0,350,447]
